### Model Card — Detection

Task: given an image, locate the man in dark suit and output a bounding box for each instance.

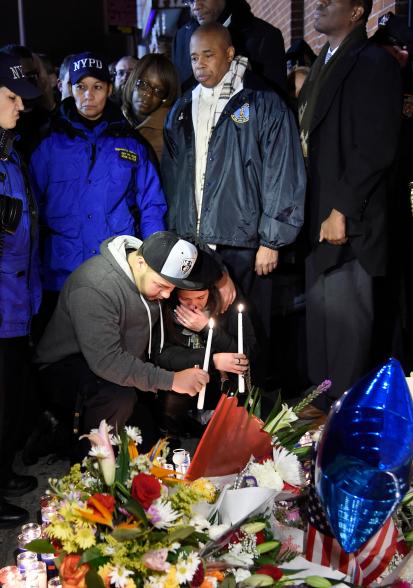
[172,0,286,94]
[298,0,402,410]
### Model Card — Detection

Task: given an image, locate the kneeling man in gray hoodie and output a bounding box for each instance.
[35,231,211,453]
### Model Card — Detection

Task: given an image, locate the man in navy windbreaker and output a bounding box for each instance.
[29,52,167,294]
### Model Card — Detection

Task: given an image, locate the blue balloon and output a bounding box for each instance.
[315,358,413,552]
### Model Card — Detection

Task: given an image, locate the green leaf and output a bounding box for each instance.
[256,540,280,554]
[115,430,130,485]
[256,554,281,566]
[183,533,210,548]
[85,568,105,588]
[124,497,148,526]
[79,547,102,563]
[220,575,237,588]
[241,574,274,586]
[167,525,196,543]
[241,521,266,534]
[150,531,167,542]
[111,527,146,541]
[279,568,307,576]
[262,391,282,429]
[24,539,55,554]
[305,576,332,588]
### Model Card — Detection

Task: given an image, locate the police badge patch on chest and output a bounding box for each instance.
[231,103,250,124]
[115,147,138,163]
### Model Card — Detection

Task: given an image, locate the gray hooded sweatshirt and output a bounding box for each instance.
[35,236,174,392]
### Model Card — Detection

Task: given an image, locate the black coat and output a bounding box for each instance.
[301,38,402,277]
[172,0,286,94]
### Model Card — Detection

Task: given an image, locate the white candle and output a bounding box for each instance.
[238,304,245,393]
[197,318,214,409]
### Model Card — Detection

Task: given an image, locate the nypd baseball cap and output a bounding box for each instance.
[140,232,200,289]
[0,54,42,100]
[69,52,111,85]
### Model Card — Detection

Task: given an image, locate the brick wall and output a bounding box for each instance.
[248,0,405,53]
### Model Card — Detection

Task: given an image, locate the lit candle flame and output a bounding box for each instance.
[238,304,244,313]
[208,318,215,328]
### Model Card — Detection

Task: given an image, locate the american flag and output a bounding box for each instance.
[305,458,403,586]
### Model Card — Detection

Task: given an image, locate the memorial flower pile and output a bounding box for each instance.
[26,420,219,588]
[25,419,330,588]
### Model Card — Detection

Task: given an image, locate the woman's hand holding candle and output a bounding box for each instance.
[213,353,249,374]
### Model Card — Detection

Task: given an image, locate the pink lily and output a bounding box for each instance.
[80,420,116,486]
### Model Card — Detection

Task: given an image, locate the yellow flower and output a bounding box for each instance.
[190,479,217,503]
[50,520,74,541]
[75,526,96,549]
[164,565,179,588]
[98,563,112,584]
[59,502,79,522]
[61,539,79,554]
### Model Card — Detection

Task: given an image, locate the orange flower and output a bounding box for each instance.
[128,439,139,461]
[205,570,225,581]
[200,579,217,588]
[114,521,140,529]
[75,494,113,527]
[59,554,90,588]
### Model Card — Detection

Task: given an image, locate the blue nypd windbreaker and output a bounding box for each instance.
[29,98,167,291]
[0,147,41,338]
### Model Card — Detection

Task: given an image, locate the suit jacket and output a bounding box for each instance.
[300,35,402,277]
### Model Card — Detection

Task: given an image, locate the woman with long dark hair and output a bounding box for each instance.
[155,279,256,438]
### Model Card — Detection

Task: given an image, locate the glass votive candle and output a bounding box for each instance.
[41,505,57,524]
[17,532,37,553]
[20,572,40,588]
[25,561,47,588]
[22,522,42,540]
[39,493,53,509]
[17,551,38,573]
[0,565,21,584]
[48,578,62,587]
[172,448,190,476]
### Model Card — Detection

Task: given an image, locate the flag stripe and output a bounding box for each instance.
[305,517,398,586]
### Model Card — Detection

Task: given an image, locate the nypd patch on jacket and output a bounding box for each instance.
[29,98,167,291]
[162,71,306,250]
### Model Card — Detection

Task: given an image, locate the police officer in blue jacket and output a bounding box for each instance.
[0,52,42,527]
[29,52,167,305]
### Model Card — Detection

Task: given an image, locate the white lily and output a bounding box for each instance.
[80,419,116,486]
[262,403,298,436]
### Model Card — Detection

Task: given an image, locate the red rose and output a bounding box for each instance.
[256,530,266,545]
[255,565,283,581]
[87,493,116,514]
[131,473,161,509]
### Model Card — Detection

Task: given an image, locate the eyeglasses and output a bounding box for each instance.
[135,79,166,99]
[116,68,134,77]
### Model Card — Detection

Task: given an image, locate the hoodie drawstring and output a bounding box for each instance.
[140,294,165,358]
[158,300,164,353]
[140,294,153,358]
